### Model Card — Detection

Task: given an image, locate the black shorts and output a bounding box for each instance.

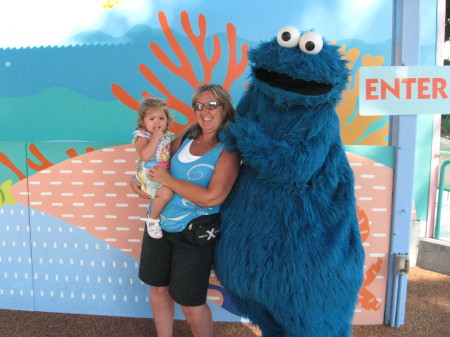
[139,226,215,306]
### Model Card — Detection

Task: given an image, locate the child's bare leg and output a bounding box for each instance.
[144,186,174,239]
[148,186,174,219]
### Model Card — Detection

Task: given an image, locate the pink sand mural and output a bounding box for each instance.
[349,153,393,324]
[12,145,145,259]
[10,146,393,324]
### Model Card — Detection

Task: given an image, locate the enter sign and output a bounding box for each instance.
[359,66,450,116]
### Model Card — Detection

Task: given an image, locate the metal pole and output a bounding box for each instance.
[384,0,420,328]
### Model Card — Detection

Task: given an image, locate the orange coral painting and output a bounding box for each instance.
[113,12,388,145]
[338,46,388,146]
[112,11,249,135]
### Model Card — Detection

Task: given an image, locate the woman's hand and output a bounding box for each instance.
[129,176,151,199]
[149,166,171,186]
[147,149,240,208]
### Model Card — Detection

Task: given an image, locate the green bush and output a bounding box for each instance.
[442,115,450,138]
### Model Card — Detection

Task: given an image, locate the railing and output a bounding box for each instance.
[435,151,450,239]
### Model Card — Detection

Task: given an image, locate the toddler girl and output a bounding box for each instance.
[132,98,176,239]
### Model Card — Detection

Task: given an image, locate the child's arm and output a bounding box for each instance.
[135,130,164,161]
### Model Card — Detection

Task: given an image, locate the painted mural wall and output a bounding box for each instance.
[0,0,439,326]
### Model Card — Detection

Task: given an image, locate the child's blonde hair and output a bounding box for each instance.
[136,98,172,132]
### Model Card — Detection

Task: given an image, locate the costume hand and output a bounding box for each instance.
[129,176,150,199]
[149,166,170,185]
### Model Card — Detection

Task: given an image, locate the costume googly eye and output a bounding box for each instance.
[299,31,323,55]
[277,26,301,48]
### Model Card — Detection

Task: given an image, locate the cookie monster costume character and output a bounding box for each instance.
[215,26,365,337]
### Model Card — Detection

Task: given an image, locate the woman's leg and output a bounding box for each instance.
[166,232,216,337]
[151,286,175,337]
[139,228,175,336]
[181,304,213,337]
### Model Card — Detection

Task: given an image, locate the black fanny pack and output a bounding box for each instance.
[182,213,221,246]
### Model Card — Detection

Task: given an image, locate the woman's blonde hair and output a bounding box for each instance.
[136,98,172,132]
[188,84,236,139]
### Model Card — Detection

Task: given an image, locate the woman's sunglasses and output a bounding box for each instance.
[192,101,223,111]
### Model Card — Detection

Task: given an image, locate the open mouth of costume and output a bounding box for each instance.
[255,67,333,96]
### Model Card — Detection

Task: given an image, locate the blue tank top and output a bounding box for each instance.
[160,139,225,232]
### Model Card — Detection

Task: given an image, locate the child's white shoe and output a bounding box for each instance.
[141,215,163,239]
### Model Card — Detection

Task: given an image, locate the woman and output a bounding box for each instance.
[130,84,240,337]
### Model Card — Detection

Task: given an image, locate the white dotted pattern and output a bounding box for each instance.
[0,203,151,317]
[11,145,145,259]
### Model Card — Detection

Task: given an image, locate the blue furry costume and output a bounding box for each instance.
[215,27,365,337]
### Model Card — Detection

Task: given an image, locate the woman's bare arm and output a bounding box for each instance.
[169,125,192,157]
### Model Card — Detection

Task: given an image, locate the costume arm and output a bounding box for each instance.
[218,128,238,152]
[231,117,335,186]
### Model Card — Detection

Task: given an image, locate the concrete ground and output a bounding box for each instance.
[1,267,448,337]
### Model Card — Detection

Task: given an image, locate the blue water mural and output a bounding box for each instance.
[0,202,241,320]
